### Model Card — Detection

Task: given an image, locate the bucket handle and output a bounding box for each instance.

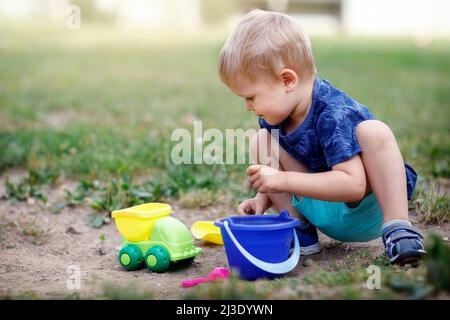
[223,221,300,275]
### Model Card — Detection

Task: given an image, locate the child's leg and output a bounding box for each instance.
[355,120,408,222]
[250,129,308,220]
[250,129,321,255]
[355,120,425,264]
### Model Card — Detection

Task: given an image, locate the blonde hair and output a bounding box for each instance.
[219,9,316,86]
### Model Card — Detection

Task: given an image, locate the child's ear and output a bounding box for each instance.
[280,69,298,92]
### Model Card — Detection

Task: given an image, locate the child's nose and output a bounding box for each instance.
[245,101,253,111]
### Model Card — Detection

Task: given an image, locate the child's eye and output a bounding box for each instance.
[245,97,254,101]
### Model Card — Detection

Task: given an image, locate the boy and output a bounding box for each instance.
[218,9,425,264]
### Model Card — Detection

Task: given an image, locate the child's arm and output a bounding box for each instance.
[247,155,367,202]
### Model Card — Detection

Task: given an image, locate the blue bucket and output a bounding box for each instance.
[214,210,300,281]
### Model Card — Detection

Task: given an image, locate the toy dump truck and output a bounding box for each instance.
[112,203,202,272]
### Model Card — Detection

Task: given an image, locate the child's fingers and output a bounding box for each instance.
[254,203,265,215]
[238,200,255,215]
[251,178,263,190]
[257,187,267,193]
[246,164,263,176]
[245,206,256,215]
[248,171,260,184]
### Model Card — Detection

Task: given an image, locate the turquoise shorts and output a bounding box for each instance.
[292,192,383,242]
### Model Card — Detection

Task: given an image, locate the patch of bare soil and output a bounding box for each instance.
[0,173,449,299]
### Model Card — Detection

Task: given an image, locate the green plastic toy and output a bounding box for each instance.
[112,203,202,272]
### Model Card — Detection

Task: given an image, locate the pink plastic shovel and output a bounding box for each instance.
[181,267,230,288]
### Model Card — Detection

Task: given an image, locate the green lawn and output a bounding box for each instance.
[1,22,449,196]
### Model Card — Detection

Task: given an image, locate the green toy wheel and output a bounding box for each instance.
[118,244,144,271]
[144,246,170,273]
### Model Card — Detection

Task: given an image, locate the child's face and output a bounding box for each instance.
[229,73,298,126]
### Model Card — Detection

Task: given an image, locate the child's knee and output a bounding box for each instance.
[356,120,396,149]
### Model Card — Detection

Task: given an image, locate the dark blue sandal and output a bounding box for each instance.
[382,224,426,265]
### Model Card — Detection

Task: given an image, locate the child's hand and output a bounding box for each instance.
[237,193,271,215]
[246,164,286,193]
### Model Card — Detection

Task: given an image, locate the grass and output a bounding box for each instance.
[1,234,448,300]
[14,218,52,245]
[184,235,450,300]
[184,274,269,300]
[0,283,154,300]
[183,264,432,300]
[0,23,449,185]
[178,189,221,208]
[425,233,450,292]
[2,169,59,203]
[100,282,154,300]
[413,179,450,224]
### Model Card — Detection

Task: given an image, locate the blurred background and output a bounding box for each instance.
[0,0,449,209]
[2,0,450,37]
